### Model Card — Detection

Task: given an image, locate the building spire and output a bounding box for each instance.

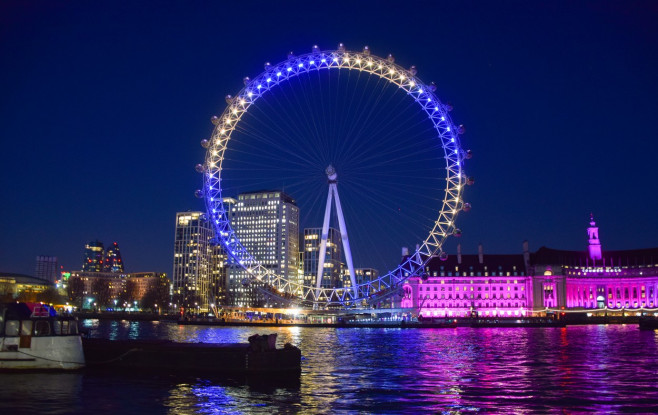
[587,213,602,263]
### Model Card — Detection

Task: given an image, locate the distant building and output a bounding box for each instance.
[303,227,342,291]
[0,272,53,299]
[529,216,658,311]
[354,268,379,291]
[35,256,58,283]
[400,215,658,317]
[227,191,299,307]
[400,244,531,317]
[82,240,105,272]
[65,270,168,309]
[172,211,225,312]
[103,242,125,273]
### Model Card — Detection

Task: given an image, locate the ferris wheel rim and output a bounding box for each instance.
[202,45,467,306]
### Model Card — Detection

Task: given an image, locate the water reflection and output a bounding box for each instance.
[2,322,658,414]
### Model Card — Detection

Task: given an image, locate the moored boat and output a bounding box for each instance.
[82,333,301,375]
[639,316,658,330]
[0,302,85,371]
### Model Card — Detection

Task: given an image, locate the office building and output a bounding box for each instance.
[172,211,224,312]
[103,242,124,273]
[303,227,342,290]
[82,240,104,272]
[35,256,58,283]
[227,191,299,307]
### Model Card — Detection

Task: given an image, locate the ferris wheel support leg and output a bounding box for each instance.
[315,185,334,300]
[331,184,358,299]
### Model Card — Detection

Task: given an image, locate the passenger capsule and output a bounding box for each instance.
[458,125,466,134]
[387,53,395,63]
[462,202,472,212]
[210,115,219,126]
[338,43,346,51]
[287,51,294,59]
[465,149,473,159]
[409,65,417,76]
[439,252,449,261]
[200,139,210,148]
[453,229,462,237]
[445,102,453,112]
[243,76,250,85]
[241,278,250,287]
[421,272,429,281]
[264,62,271,69]
[466,177,475,185]
[429,82,437,92]
[194,189,204,198]
[225,95,233,104]
[195,164,204,173]
[312,44,320,52]
[363,45,370,55]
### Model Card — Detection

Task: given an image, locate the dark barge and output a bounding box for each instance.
[639,317,658,330]
[82,334,301,375]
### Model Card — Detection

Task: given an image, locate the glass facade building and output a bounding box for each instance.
[82,240,105,272]
[172,211,226,312]
[226,191,299,307]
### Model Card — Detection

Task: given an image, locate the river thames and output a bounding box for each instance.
[1,321,657,414]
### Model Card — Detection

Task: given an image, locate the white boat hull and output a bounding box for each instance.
[0,335,85,370]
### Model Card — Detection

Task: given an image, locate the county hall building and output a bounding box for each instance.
[400,216,658,317]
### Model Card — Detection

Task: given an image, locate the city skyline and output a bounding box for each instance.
[2,2,657,277]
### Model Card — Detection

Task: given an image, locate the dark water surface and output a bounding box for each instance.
[1,321,658,414]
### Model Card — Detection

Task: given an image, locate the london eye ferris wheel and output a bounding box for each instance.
[198,44,472,308]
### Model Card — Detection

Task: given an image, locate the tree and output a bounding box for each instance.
[36,286,66,305]
[16,289,37,303]
[91,278,112,308]
[67,276,85,308]
[141,276,170,311]
[119,279,137,309]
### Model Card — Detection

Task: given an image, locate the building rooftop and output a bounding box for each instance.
[531,246,658,268]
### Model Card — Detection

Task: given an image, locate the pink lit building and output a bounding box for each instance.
[401,215,658,317]
[400,244,533,318]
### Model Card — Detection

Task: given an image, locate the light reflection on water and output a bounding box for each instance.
[1,323,657,414]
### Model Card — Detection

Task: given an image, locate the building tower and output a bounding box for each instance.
[172,212,220,312]
[587,213,602,262]
[316,165,357,298]
[227,190,299,307]
[35,256,58,283]
[82,240,105,272]
[103,242,125,273]
[304,227,342,292]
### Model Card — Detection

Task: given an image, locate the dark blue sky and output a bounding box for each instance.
[2,1,657,276]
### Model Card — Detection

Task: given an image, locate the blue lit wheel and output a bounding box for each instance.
[201,44,470,307]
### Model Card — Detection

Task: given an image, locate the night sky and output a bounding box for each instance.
[2,1,657,277]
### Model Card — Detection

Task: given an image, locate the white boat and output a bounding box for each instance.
[0,302,85,370]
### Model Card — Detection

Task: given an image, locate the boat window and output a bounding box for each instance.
[6,320,19,336]
[34,320,51,336]
[69,321,78,334]
[61,320,70,334]
[53,320,62,335]
[21,320,33,336]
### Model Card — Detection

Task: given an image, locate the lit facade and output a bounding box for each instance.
[400,245,532,318]
[227,191,299,307]
[172,211,224,312]
[529,216,658,312]
[303,227,342,290]
[401,216,658,317]
[82,240,104,272]
[103,242,124,273]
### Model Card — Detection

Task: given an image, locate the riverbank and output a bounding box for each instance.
[73,312,651,328]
